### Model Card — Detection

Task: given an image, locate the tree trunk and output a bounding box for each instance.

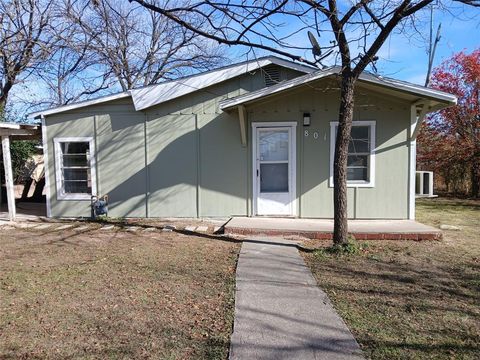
[32,177,45,201]
[0,98,6,119]
[333,75,355,245]
[471,161,480,198]
[21,178,33,200]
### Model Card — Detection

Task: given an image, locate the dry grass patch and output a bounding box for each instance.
[0,226,240,359]
[303,198,480,359]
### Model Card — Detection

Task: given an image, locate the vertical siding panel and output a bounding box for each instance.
[146,114,197,217]
[197,112,248,217]
[96,113,147,217]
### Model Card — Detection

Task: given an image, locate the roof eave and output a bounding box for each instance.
[28,56,317,118]
[28,92,131,119]
[357,74,457,106]
[220,70,458,111]
[219,69,337,111]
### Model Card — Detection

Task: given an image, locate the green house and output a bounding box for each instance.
[31,57,456,219]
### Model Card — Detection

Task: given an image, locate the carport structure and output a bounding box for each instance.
[0,122,42,221]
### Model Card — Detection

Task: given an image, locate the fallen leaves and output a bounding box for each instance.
[0,228,240,359]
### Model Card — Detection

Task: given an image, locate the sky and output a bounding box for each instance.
[374,6,480,84]
[229,2,480,85]
[8,1,480,119]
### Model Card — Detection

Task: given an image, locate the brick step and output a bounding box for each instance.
[225,227,442,241]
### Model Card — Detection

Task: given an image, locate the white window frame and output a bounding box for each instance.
[54,137,97,200]
[329,121,376,188]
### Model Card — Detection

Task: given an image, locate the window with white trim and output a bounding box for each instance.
[54,138,96,199]
[329,121,376,187]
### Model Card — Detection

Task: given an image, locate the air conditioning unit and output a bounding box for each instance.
[415,171,437,197]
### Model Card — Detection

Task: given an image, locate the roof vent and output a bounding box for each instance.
[263,65,281,87]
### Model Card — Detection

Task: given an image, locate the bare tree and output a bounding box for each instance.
[61,0,225,92]
[41,39,113,106]
[38,3,114,106]
[0,0,56,114]
[131,0,480,245]
[1,0,226,115]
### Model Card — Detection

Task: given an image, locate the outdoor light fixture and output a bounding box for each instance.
[303,112,311,126]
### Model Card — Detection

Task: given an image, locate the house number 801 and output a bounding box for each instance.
[304,130,319,139]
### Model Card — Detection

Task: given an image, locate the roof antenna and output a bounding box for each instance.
[308,31,322,57]
[308,31,333,68]
[425,4,442,87]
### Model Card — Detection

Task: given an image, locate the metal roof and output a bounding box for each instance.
[130,56,315,111]
[29,92,131,118]
[219,66,457,110]
[29,56,315,118]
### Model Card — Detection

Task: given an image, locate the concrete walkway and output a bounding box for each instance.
[230,238,363,360]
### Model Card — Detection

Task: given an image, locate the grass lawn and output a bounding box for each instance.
[0,224,240,359]
[303,198,480,359]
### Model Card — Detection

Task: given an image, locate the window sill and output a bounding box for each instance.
[329,182,375,188]
[57,193,92,201]
[347,183,375,188]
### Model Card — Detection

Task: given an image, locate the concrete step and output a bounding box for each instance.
[224,217,442,241]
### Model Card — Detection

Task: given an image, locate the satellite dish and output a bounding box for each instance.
[308,31,322,57]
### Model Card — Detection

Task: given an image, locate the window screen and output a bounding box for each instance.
[58,141,92,194]
[347,126,371,182]
[333,125,372,183]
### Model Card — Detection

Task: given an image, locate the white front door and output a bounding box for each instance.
[254,123,296,216]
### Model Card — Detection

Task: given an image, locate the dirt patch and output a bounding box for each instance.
[303,198,480,359]
[0,226,240,359]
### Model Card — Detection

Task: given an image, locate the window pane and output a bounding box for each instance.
[61,142,89,154]
[351,126,369,140]
[63,154,88,167]
[63,168,89,181]
[349,126,370,153]
[333,124,372,184]
[64,180,90,194]
[347,167,368,181]
[259,130,289,161]
[59,141,92,195]
[260,163,288,192]
[347,155,368,167]
[348,139,370,153]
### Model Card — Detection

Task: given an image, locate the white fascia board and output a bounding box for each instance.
[0,122,39,130]
[220,67,457,111]
[219,70,330,110]
[357,72,457,105]
[131,57,316,111]
[28,92,131,119]
[220,69,336,110]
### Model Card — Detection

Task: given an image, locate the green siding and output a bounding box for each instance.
[198,113,248,216]
[96,112,147,217]
[44,71,412,219]
[45,100,148,218]
[146,114,197,217]
[46,113,96,218]
[247,80,410,219]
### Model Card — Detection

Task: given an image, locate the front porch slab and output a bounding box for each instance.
[225,218,442,240]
